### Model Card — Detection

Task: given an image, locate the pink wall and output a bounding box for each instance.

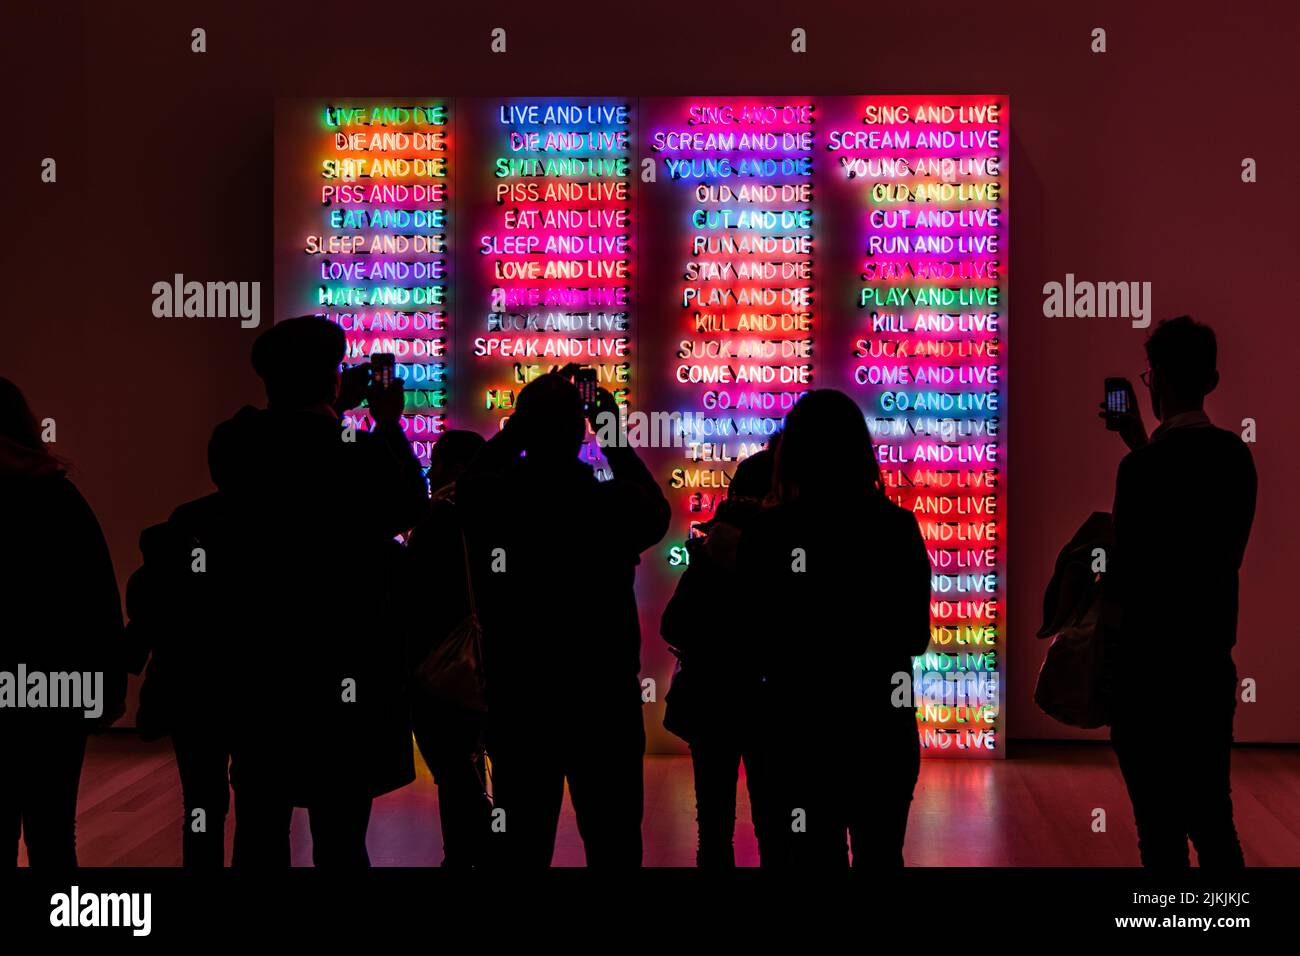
[5,1,1297,743]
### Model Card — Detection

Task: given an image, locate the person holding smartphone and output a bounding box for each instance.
[1101,316,1256,868]
[456,371,670,867]
[206,318,429,867]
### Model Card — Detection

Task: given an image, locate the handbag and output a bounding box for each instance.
[1034,591,1111,728]
[1033,512,1117,729]
[414,529,488,712]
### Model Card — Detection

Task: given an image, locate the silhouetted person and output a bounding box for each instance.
[457,374,670,866]
[737,390,931,867]
[661,445,778,867]
[124,491,236,867]
[1103,316,1255,867]
[212,318,429,867]
[406,429,493,867]
[0,378,125,867]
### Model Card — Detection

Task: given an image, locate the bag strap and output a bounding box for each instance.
[459,526,479,624]
[457,521,487,680]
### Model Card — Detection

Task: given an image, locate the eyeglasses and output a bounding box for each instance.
[1139,367,1154,387]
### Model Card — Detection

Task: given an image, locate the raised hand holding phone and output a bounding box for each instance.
[366,352,405,425]
[371,353,396,390]
[586,386,620,443]
[1098,376,1147,450]
[336,363,371,414]
[575,367,598,412]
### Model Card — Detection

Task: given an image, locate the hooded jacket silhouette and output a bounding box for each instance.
[1,433,123,867]
[0,439,123,731]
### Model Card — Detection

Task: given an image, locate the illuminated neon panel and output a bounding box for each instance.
[276,100,453,471]
[643,99,815,564]
[824,96,1008,756]
[277,96,1008,757]
[459,98,635,467]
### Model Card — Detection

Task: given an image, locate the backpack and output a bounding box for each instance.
[126,495,228,740]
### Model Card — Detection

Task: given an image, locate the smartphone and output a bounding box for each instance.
[1104,377,1133,426]
[575,367,598,410]
[371,352,396,390]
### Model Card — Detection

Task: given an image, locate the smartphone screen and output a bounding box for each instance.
[575,367,597,410]
[371,353,396,390]
[1104,377,1131,416]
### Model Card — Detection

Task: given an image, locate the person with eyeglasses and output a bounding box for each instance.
[1100,315,1256,868]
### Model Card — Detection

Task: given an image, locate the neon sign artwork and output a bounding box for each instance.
[825,97,1007,756]
[462,99,634,468]
[277,101,452,471]
[645,99,815,559]
[276,96,1008,757]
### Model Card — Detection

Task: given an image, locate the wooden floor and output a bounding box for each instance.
[26,735,1300,867]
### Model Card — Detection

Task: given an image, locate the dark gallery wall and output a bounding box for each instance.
[4,1,1297,746]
